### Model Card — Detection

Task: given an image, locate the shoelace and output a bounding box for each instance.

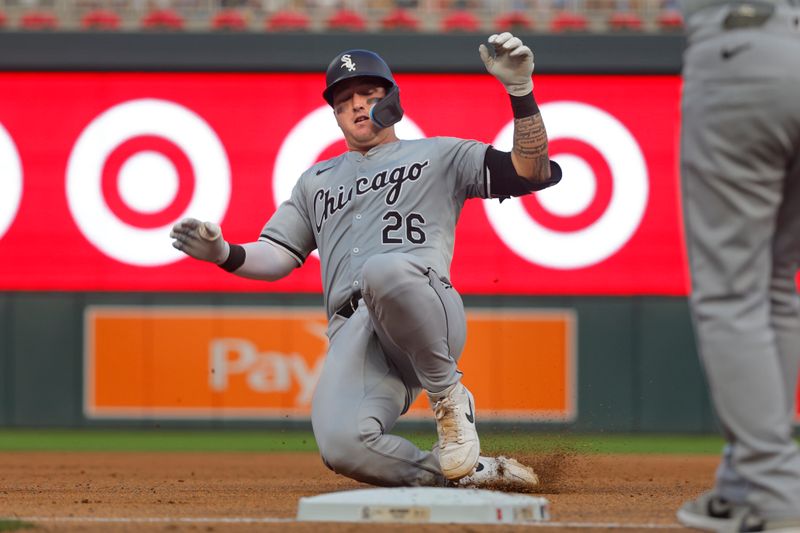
[433,397,464,445]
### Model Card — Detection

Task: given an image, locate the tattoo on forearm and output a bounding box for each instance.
[513,114,550,180]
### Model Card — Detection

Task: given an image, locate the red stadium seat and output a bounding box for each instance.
[141,9,184,31]
[549,11,589,32]
[608,11,643,30]
[441,10,481,32]
[657,9,683,30]
[494,11,534,32]
[327,8,367,31]
[80,9,122,30]
[266,10,311,31]
[0,11,7,29]
[381,8,420,31]
[211,9,247,31]
[20,10,58,30]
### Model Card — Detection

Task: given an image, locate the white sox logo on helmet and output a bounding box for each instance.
[340,54,356,72]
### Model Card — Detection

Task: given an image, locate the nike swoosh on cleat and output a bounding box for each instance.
[465,398,475,424]
[316,166,335,175]
[707,497,731,518]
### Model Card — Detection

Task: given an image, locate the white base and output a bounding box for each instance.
[296,487,550,524]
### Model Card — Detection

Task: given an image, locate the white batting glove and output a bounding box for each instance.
[479,32,534,97]
[170,218,230,264]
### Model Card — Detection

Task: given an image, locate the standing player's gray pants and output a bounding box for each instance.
[681,2,800,519]
[311,253,466,486]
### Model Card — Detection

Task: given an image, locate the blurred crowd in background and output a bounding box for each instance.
[0,0,683,33]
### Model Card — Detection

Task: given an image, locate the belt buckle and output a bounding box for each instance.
[349,295,358,314]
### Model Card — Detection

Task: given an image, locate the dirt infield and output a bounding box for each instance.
[0,451,715,532]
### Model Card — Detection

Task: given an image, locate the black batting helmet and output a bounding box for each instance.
[322,49,404,128]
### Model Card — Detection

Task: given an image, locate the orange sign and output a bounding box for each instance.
[85,307,576,421]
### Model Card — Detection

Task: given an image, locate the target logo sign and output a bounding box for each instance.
[66,99,231,267]
[272,105,425,259]
[0,72,681,293]
[0,122,22,241]
[485,101,649,270]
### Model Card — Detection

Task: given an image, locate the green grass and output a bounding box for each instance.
[0,520,34,532]
[0,429,731,455]
[0,429,319,452]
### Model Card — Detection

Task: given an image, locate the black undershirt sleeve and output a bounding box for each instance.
[483,147,562,199]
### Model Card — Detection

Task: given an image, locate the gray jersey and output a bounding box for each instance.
[260,137,489,317]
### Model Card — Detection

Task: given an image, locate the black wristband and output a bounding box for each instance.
[219,243,246,272]
[509,92,540,119]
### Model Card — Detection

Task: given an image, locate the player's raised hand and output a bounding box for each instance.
[170,217,230,264]
[479,32,534,97]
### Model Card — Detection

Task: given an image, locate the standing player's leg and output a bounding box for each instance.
[766,147,800,515]
[311,307,445,487]
[769,150,800,433]
[680,47,800,522]
[359,253,478,481]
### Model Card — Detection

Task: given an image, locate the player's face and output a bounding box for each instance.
[332,79,396,152]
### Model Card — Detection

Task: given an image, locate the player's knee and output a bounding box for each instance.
[317,429,365,476]
[361,253,415,296]
[318,439,355,475]
[316,420,382,480]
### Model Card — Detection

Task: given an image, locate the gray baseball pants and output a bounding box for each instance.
[310,253,466,486]
[681,2,800,519]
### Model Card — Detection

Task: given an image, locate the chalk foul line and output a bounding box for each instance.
[10,516,683,529]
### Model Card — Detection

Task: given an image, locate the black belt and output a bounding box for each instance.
[335,291,362,319]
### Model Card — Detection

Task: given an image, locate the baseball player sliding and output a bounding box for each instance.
[172,32,561,489]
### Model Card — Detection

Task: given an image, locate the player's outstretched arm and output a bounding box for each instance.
[479,32,551,184]
[170,218,296,281]
[236,241,298,281]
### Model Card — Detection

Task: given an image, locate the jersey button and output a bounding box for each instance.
[355,214,362,220]
[353,281,360,287]
[353,247,359,254]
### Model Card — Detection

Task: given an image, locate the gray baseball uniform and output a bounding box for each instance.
[680,0,800,520]
[260,136,489,486]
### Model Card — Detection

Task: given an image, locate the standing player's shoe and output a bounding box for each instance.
[457,456,539,491]
[731,514,800,533]
[677,490,749,531]
[428,381,479,481]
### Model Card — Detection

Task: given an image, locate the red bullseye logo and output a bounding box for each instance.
[522,139,613,233]
[0,122,22,240]
[101,135,195,229]
[484,101,649,269]
[66,99,231,266]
